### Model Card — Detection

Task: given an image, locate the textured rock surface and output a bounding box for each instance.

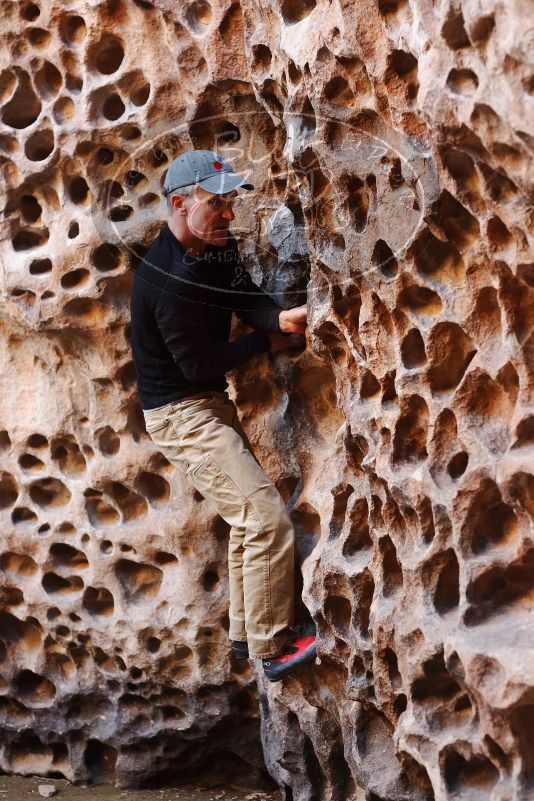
[0,0,533,799]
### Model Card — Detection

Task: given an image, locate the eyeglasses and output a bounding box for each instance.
[165,190,237,208]
[205,195,237,209]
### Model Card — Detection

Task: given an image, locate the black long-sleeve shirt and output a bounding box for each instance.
[129,224,283,409]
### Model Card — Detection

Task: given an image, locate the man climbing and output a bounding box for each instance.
[129,149,316,682]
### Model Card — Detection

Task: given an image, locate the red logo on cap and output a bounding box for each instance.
[213,161,223,169]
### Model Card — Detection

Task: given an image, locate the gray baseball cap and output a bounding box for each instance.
[163,150,254,196]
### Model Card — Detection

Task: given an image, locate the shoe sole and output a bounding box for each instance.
[263,646,316,682]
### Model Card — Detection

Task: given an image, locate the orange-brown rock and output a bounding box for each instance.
[0,0,532,798]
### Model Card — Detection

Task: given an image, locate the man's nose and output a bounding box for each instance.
[222,205,234,221]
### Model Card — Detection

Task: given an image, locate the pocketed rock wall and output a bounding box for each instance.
[0,0,532,798]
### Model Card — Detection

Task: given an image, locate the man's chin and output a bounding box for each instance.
[210,230,230,245]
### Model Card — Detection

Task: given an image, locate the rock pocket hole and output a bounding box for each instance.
[440,147,481,208]
[60,15,87,46]
[15,670,56,704]
[109,205,132,222]
[464,548,534,625]
[136,472,170,506]
[433,549,460,614]
[29,477,71,508]
[42,572,84,595]
[96,147,114,165]
[252,44,272,72]
[409,228,465,284]
[96,427,120,456]
[104,481,147,522]
[103,180,124,202]
[138,192,159,208]
[20,2,40,21]
[91,35,125,75]
[27,433,47,448]
[215,120,240,145]
[441,8,471,50]
[0,551,37,576]
[447,451,468,478]
[470,15,495,45]
[281,0,316,24]
[49,543,88,570]
[446,68,479,96]
[102,94,125,121]
[469,484,518,555]
[24,129,54,161]
[82,586,114,617]
[479,162,517,203]
[345,175,368,232]
[20,194,42,223]
[124,170,147,189]
[147,636,161,653]
[513,417,534,448]
[202,567,219,591]
[324,594,352,640]
[34,61,62,100]
[401,328,426,368]
[12,227,49,251]
[342,497,372,556]
[154,552,177,567]
[65,73,83,93]
[85,497,120,527]
[427,321,476,393]
[185,0,213,33]
[398,284,442,318]
[84,740,117,784]
[372,239,398,277]
[379,535,403,596]
[19,453,45,471]
[92,243,121,272]
[324,76,355,108]
[60,268,89,289]
[69,176,90,205]
[29,258,52,276]
[392,395,428,463]
[53,96,75,124]
[26,27,51,47]
[429,190,479,250]
[63,298,104,325]
[19,195,42,223]
[487,215,513,251]
[386,49,419,102]
[1,71,41,129]
[360,370,381,400]
[130,83,150,107]
[444,749,498,796]
[287,59,302,83]
[114,559,163,604]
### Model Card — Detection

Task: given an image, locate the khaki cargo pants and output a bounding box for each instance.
[143,391,295,659]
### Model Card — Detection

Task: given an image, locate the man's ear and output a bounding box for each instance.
[170,194,188,215]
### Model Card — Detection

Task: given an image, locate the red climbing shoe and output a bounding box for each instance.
[231,640,249,659]
[262,635,316,682]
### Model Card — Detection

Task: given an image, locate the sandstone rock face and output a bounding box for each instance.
[0,0,532,799]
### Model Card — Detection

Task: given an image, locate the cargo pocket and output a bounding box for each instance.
[187,453,247,524]
[189,453,214,477]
